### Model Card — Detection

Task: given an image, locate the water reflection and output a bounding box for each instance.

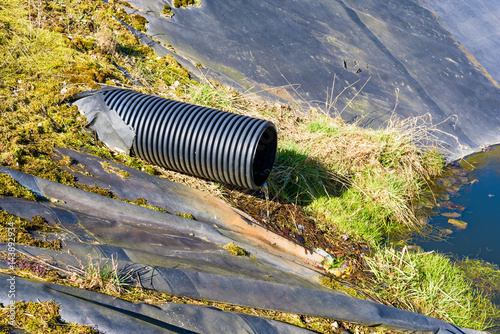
[419,145,500,265]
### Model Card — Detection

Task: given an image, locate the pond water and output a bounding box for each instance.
[418,145,500,265]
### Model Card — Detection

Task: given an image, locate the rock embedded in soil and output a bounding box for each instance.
[406,245,424,252]
[340,233,349,241]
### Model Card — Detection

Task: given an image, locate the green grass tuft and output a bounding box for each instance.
[363,247,500,330]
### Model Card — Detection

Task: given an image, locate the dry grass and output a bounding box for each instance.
[165,79,447,247]
[156,78,445,242]
[95,26,117,55]
[67,254,131,296]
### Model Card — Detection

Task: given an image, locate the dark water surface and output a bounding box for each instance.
[419,145,500,265]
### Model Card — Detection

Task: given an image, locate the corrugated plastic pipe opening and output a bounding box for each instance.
[100,88,277,190]
[253,126,277,186]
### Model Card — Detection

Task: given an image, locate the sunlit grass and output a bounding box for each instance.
[364,247,500,330]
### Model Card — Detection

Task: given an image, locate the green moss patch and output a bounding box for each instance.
[0,211,61,250]
[318,276,367,300]
[127,197,167,213]
[161,4,174,17]
[173,0,198,8]
[176,212,194,220]
[0,0,194,194]
[223,242,250,256]
[0,300,98,333]
[0,174,36,201]
[99,161,131,179]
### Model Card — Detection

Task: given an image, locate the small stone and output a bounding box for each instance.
[340,233,349,241]
[328,265,351,278]
[418,216,429,225]
[294,234,305,244]
[406,245,423,252]
[448,219,467,230]
[441,212,461,218]
[331,321,339,329]
[328,267,344,277]
[49,198,65,204]
[340,261,350,269]
[440,178,454,187]
[440,201,465,211]
[450,168,467,177]
[442,229,453,235]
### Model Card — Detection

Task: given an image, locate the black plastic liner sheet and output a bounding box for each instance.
[419,0,500,84]
[123,0,500,160]
[0,148,488,333]
[0,273,313,334]
[0,197,324,289]
[0,243,485,334]
[9,147,326,277]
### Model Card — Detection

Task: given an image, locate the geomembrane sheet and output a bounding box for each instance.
[0,148,486,333]
[122,0,500,160]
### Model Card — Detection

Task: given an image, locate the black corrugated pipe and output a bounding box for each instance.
[101,89,277,190]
